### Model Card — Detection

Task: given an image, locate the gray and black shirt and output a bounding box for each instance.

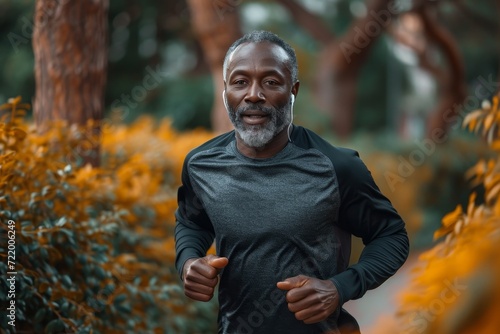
[175,125,409,334]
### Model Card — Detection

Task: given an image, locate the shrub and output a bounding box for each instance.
[0,97,217,333]
[370,94,500,333]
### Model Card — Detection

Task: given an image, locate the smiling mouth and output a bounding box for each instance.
[241,113,269,125]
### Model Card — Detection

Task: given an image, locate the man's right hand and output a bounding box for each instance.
[182,255,228,302]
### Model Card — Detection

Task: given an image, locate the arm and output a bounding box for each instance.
[175,203,229,302]
[174,176,215,280]
[174,160,231,302]
[174,216,214,279]
[330,151,410,305]
[277,150,409,324]
[175,210,214,280]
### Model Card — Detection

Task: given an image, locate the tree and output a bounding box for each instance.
[276,0,397,138]
[276,0,468,139]
[187,0,242,133]
[32,0,109,166]
[390,2,466,137]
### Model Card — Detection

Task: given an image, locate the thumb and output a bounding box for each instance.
[277,275,307,291]
[207,256,229,269]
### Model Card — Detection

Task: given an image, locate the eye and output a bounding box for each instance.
[265,80,280,86]
[233,79,247,85]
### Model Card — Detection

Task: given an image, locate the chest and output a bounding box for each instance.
[189,160,340,241]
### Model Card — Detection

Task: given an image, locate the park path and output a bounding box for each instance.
[343,250,421,333]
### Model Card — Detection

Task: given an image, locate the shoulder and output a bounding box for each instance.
[291,125,372,186]
[291,125,361,168]
[180,130,235,178]
[184,130,235,163]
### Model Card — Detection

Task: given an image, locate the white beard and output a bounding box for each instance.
[224,95,292,148]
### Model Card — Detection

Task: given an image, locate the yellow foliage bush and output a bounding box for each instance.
[373,94,500,334]
[0,97,216,333]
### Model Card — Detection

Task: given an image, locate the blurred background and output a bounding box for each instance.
[0,0,499,333]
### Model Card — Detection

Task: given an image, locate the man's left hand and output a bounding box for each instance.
[277,275,339,324]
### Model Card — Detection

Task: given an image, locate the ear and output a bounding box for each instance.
[291,81,300,100]
[222,90,229,111]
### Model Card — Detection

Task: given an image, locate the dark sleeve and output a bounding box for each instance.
[330,150,409,305]
[174,157,215,280]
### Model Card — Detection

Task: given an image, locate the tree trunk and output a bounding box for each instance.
[416,4,466,135]
[187,0,242,133]
[322,0,396,138]
[33,0,109,166]
[278,0,395,139]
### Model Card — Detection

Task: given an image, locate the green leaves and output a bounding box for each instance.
[44,319,65,334]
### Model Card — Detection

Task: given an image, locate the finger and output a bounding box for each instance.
[285,285,312,303]
[190,261,219,279]
[291,303,325,322]
[287,294,316,313]
[185,280,217,296]
[276,281,292,290]
[184,289,214,302]
[187,271,218,287]
[207,256,229,270]
[301,309,331,324]
[277,275,307,291]
[290,295,338,323]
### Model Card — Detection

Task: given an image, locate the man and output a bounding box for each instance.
[175,30,409,334]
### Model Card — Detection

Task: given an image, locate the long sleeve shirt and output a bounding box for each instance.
[175,125,409,334]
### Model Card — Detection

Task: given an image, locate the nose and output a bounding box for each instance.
[244,82,265,104]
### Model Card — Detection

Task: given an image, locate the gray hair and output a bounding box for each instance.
[222,30,298,83]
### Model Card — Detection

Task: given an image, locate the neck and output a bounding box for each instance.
[236,126,291,159]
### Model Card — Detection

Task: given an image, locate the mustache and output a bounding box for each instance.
[236,104,274,115]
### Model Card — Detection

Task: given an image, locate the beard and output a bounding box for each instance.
[225,97,292,148]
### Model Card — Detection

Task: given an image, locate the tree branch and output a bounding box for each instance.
[275,0,335,45]
[312,0,397,138]
[334,0,396,68]
[416,4,467,133]
[454,0,498,32]
[387,16,446,80]
[187,0,242,132]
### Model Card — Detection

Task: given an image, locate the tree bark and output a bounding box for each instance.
[33,0,109,166]
[187,0,242,133]
[324,0,397,138]
[275,0,335,45]
[416,4,466,135]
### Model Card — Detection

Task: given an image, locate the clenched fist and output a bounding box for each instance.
[277,275,339,324]
[182,255,228,302]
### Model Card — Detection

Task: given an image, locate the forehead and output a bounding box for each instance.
[226,42,291,78]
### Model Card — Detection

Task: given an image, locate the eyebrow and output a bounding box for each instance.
[228,68,287,79]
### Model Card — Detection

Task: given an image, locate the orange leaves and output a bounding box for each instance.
[0,96,31,156]
[143,237,177,264]
[462,110,482,133]
[433,192,487,245]
[434,204,463,240]
[1,96,220,332]
[0,96,30,126]
[394,92,500,333]
[10,127,27,141]
[115,156,159,202]
[463,95,500,147]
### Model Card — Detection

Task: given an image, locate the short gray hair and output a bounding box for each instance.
[222,30,298,83]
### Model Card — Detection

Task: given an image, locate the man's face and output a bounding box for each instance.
[224,42,296,148]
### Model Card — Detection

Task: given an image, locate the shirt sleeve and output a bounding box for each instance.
[174,157,215,280]
[330,150,409,305]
